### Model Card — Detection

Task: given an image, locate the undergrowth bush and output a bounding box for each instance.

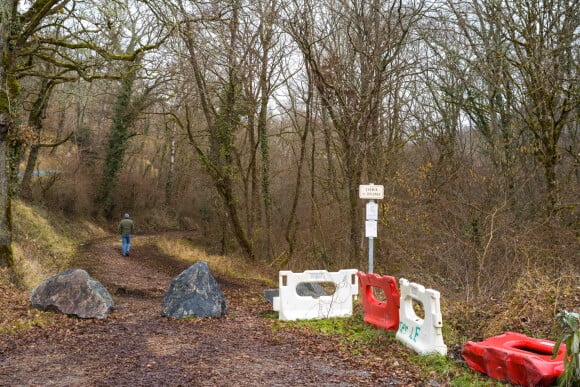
[553,310,580,387]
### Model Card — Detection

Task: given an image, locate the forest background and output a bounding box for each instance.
[0,0,578,334]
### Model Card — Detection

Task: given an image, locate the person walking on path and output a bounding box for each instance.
[119,213,134,256]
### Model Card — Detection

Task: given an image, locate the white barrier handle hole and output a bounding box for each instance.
[412,299,425,320]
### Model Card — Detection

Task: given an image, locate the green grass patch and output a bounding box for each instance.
[404,350,510,386]
[277,314,396,347]
[448,374,508,386]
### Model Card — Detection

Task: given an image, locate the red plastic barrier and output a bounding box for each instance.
[357,272,400,331]
[462,331,566,387]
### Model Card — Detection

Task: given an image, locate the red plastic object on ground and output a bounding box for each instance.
[462,331,566,387]
[357,272,400,331]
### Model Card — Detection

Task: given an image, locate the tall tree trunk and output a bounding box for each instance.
[245,111,258,232]
[164,120,176,206]
[0,139,13,268]
[0,2,16,267]
[180,1,256,260]
[20,79,56,199]
[257,7,274,260]
[94,61,139,217]
[20,145,40,199]
[345,143,363,264]
[285,64,314,262]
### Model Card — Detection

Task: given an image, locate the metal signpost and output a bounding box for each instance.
[359,184,384,273]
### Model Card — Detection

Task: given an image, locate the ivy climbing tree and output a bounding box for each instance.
[91,0,170,218]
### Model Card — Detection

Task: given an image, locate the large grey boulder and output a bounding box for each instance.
[29,269,114,319]
[162,261,227,318]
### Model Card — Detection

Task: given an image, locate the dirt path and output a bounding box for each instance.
[1,233,423,386]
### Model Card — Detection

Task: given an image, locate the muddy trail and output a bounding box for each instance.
[0,233,425,386]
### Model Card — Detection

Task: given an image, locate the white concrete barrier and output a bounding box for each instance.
[396,278,447,355]
[273,269,359,321]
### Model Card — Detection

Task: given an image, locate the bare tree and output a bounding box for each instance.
[284,0,425,264]
[432,0,579,213]
[502,0,579,210]
[273,53,317,265]
[170,0,285,260]
[90,0,171,218]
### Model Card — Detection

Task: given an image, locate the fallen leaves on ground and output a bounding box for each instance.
[0,233,426,386]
